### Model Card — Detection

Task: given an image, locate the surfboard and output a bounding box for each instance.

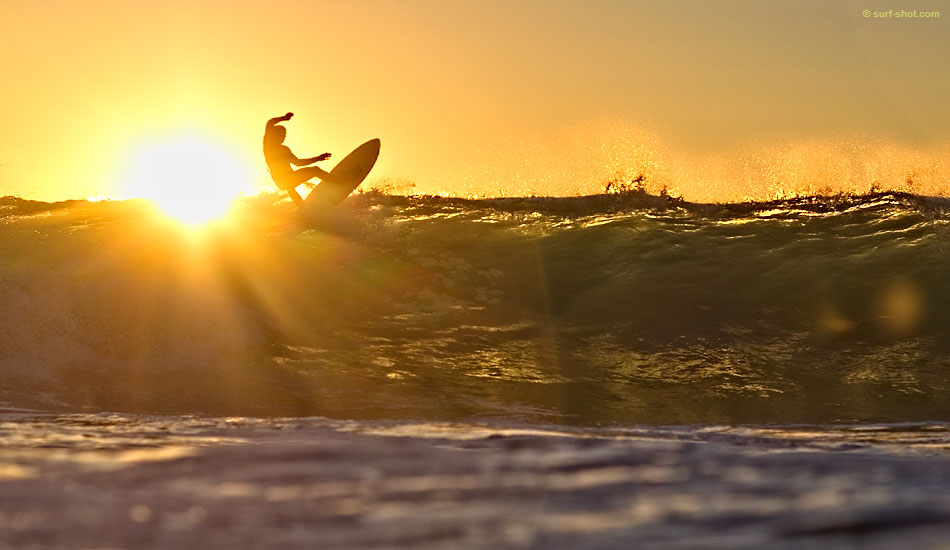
[303,138,381,208]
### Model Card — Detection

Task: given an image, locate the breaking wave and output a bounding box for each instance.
[2,190,950,424]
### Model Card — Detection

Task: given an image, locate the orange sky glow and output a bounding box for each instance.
[2,0,949,205]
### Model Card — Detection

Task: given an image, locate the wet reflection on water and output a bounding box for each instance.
[2,194,950,424]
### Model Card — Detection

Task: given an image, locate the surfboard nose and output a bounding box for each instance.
[366,138,381,155]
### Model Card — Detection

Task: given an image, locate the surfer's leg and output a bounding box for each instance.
[289,166,335,186]
[285,187,304,206]
[271,172,305,205]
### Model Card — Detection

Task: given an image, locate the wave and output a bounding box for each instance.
[2,190,949,424]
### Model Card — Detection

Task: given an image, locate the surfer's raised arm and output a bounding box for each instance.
[266,112,293,129]
[264,112,329,165]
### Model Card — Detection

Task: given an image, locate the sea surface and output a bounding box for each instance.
[3,190,950,548]
[2,190,948,425]
[3,414,950,549]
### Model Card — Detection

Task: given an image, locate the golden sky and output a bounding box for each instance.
[2,0,949,202]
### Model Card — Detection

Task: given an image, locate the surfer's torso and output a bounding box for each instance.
[263,143,295,188]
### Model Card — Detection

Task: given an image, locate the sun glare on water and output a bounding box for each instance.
[121,135,254,226]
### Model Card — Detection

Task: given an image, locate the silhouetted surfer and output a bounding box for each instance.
[263,112,332,205]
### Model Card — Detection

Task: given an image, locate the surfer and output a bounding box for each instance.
[263,112,332,205]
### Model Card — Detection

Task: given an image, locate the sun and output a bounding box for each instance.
[121,135,254,225]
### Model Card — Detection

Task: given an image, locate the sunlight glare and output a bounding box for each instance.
[121,135,253,225]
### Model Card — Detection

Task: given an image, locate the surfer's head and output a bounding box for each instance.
[264,124,287,145]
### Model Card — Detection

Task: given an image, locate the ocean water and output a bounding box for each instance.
[2,190,948,425]
[5,190,950,548]
[3,414,950,549]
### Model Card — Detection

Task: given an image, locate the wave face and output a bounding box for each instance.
[2,191,950,424]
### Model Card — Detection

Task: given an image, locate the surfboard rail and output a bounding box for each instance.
[304,138,381,207]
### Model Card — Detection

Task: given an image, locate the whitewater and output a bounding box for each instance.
[3,189,950,548]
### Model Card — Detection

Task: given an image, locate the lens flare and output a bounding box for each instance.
[121,135,253,225]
